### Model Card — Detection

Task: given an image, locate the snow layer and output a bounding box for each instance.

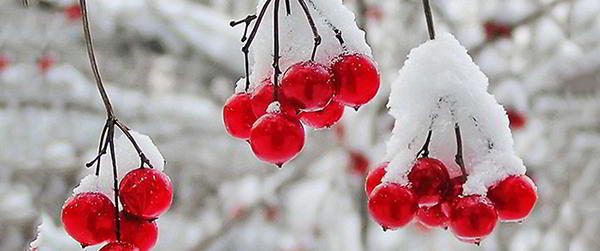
[245,0,372,90]
[384,33,526,195]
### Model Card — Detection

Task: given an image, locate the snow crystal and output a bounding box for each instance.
[247,0,371,88]
[384,33,526,195]
[73,130,165,200]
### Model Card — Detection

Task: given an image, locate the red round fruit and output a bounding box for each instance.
[249,113,305,166]
[64,4,82,21]
[223,92,257,139]
[448,195,498,243]
[280,61,334,111]
[116,212,158,251]
[61,192,116,246]
[37,55,55,73]
[507,108,527,130]
[100,242,139,251]
[331,54,380,108]
[487,175,537,222]
[417,204,448,228]
[299,101,344,129]
[483,21,512,39]
[408,158,450,206]
[119,168,173,219]
[368,183,418,230]
[349,150,369,175]
[365,162,388,196]
[251,81,298,118]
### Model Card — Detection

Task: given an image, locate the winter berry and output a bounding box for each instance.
[223,92,257,139]
[483,21,512,39]
[37,55,55,73]
[487,175,537,222]
[0,56,9,71]
[365,161,388,195]
[408,158,450,206]
[119,168,173,219]
[251,80,298,118]
[349,150,369,175]
[299,101,344,129]
[507,108,527,130]
[368,183,418,230]
[249,112,305,166]
[100,242,139,251]
[61,192,116,247]
[416,204,448,228]
[331,54,380,109]
[448,195,498,243]
[117,212,158,251]
[64,4,82,21]
[280,61,334,111]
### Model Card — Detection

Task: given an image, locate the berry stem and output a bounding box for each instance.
[115,120,154,169]
[422,0,436,40]
[454,123,467,178]
[305,0,345,46]
[272,0,282,101]
[297,0,322,61]
[238,0,273,92]
[285,0,291,15]
[107,126,121,241]
[416,129,433,158]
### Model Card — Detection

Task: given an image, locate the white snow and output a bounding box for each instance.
[384,33,526,195]
[246,0,372,88]
[266,101,281,114]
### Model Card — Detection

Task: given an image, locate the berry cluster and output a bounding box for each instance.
[483,20,512,40]
[365,158,537,244]
[61,168,173,250]
[224,0,379,167]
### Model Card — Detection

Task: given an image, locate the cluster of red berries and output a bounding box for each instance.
[365,158,537,244]
[224,53,380,166]
[61,168,173,251]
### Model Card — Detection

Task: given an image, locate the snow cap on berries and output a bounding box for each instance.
[384,33,526,195]
[267,101,282,114]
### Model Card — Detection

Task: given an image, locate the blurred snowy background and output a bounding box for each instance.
[1,0,599,250]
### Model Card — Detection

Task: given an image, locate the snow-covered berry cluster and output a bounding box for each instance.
[223,0,378,167]
[365,33,538,244]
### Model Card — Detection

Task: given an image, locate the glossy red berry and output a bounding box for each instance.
[417,204,448,228]
[365,162,388,195]
[251,81,298,118]
[448,195,498,243]
[408,158,450,206]
[487,175,537,222]
[223,93,257,139]
[507,108,527,130]
[100,242,139,251]
[61,192,116,247]
[64,4,82,21]
[250,113,305,166]
[119,168,173,219]
[117,212,158,251]
[368,183,418,230]
[299,101,344,129]
[280,61,334,111]
[331,54,380,109]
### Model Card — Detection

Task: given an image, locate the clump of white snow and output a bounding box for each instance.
[267,101,281,114]
[384,33,526,195]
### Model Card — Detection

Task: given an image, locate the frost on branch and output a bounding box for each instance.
[247,0,372,89]
[384,33,525,195]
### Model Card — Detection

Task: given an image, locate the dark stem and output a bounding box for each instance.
[107,127,121,241]
[285,0,291,15]
[416,129,433,158]
[272,0,282,101]
[22,0,28,7]
[422,0,436,40]
[305,0,344,46]
[230,15,257,42]
[297,0,322,61]
[80,0,114,118]
[115,120,154,168]
[454,123,467,178]
[240,0,272,92]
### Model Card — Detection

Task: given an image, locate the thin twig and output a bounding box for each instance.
[272,0,282,101]
[297,0,322,61]
[454,123,467,178]
[422,0,435,40]
[239,0,273,92]
[108,127,121,241]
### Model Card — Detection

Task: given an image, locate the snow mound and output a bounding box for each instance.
[384,33,525,195]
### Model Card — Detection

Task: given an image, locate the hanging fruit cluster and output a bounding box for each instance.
[223,0,379,167]
[59,1,172,250]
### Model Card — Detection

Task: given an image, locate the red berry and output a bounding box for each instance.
[408,158,450,206]
[299,101,344,129]
[61,192,116,246]
[0,56,9,71]
[507,108,527,130]
[251,81,298,118]
[349,150,369,175]
[223,93,257,139]
[365,161,388,195]
[119,168,173,219]
[487,175,537,222]
[331,54,380,108]
[117,212,158,251]
[100,242,139,251]
[64,4,82,21]
[448,195,498,243]
[280,61,334,111]
[417,204,448,228]
[483,21,512,39]
[37,55,55,73]
[368,183,418,230]
[249,113,305,166]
